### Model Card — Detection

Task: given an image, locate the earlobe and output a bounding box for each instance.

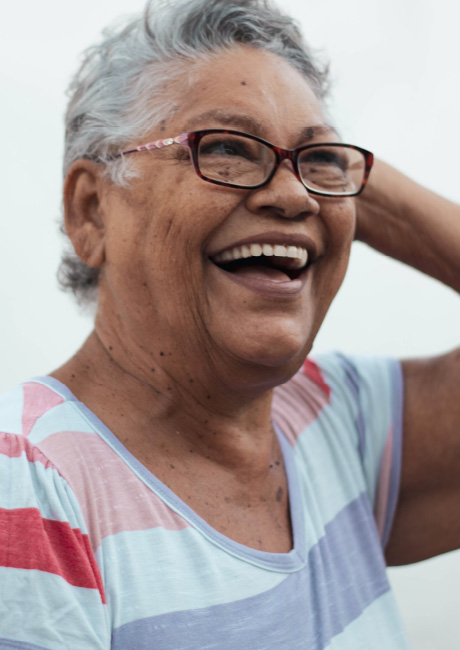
[63,160,107,268]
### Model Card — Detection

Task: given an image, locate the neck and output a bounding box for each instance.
[51,328,282,477]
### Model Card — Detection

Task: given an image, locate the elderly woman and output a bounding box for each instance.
[1,0,459,648]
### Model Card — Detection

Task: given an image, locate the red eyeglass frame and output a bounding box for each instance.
[113,128,374,197]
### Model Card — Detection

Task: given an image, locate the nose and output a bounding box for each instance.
[245,160,320,220]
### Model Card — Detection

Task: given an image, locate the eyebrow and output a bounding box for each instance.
[182,109,338,143]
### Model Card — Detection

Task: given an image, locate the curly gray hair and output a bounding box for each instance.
[59,0,329,304]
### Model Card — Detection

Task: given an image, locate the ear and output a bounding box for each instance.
[63,159,107,268]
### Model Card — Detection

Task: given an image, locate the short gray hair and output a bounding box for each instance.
[59,0,329,304]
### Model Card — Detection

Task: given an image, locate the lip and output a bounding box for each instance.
[210,260,310,299]
[208,231,318,260]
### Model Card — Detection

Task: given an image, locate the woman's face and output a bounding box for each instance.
[96,46,356,386]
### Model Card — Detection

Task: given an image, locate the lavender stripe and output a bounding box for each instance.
[112,493,390,650]
[336,354,366,461]
[355,407,366,461]
[0,639,52,650]
[342,371,366,461]
[336,353,360,390]
[381,360,404,548]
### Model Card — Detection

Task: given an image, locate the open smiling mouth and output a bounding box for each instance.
[211,243,309,282]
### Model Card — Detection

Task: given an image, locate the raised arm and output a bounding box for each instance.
[356,159,460,565]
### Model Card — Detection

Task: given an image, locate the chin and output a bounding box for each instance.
[236,330,311,375]
[212,314,317,387]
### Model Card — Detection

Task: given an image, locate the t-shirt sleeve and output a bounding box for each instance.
[0,430,109,650]
[312,352,404,548]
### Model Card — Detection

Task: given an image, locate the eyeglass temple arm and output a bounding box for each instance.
[117,133,190,157]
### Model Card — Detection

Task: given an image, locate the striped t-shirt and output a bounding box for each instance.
[0,353,410,649]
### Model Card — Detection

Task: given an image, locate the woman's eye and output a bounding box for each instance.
[303,149,348,172]
[200,140,254,160]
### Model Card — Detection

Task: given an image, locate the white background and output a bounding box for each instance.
[1,0,459,647]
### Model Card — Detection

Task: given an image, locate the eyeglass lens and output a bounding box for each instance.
[196,132,365,195]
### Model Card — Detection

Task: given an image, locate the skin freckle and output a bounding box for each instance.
[276,487,283,502]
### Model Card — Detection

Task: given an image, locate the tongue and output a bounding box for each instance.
[230,264,291,282]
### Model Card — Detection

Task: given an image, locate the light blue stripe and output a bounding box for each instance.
[310,354,401,529]
[0,568,108,650]
[112,494,392,650]
[0,385,24,435]
[28,407,97,446]
[323,591,410,649]
[0,454,87,532]
[347,356,399,509]
[96,526,287,628]
[291,409,368,545]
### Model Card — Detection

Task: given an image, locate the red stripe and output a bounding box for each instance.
[302,358,331,399]
[0,431,56,468]
[22,382,64,436]
[0,508,106,603]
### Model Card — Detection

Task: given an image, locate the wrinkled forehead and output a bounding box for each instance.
[156,46,335,146]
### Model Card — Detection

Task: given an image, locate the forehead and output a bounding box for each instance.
[167,46,330,145]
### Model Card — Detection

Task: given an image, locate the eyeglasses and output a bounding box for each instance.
[115,129,374,197]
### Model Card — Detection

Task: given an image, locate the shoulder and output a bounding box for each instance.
[0,377,92,527]
[273,352,402,442]
[0,378,108,641]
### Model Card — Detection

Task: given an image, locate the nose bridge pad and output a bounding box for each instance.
[275,155,304,187]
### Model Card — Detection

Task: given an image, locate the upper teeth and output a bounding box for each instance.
[213,243,308,269]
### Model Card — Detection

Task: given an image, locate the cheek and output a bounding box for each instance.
[313,199,356,301]
[325,198,356,250]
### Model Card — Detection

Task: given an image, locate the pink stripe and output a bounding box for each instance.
[39,432,189,551]
[22,382,64,436]
[273,369,330,445]
[374,427,393,540]
[0,431,57,469]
